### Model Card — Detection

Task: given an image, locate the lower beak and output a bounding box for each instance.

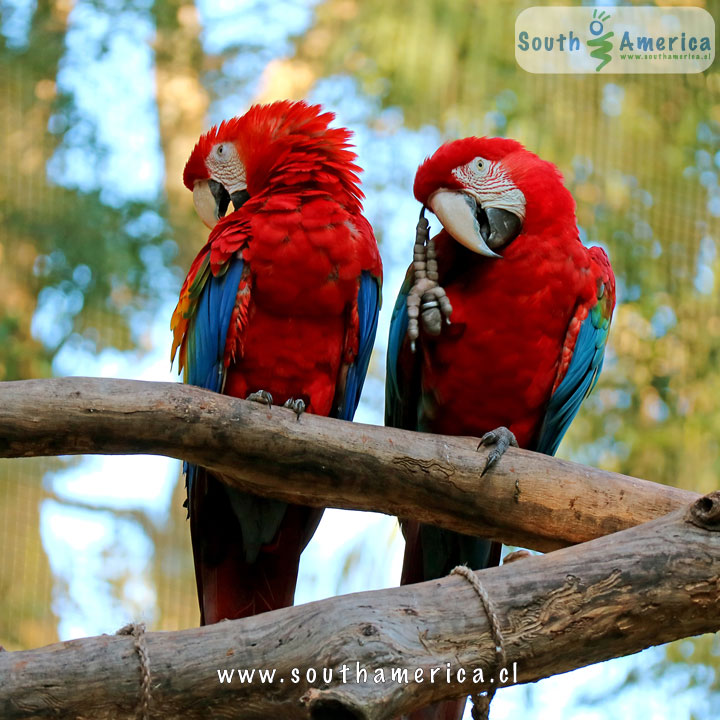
[193,179,223,229]
[192,180,249,229]
[427,190,521,258]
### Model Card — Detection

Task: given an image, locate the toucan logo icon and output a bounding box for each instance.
[588,9,614,71]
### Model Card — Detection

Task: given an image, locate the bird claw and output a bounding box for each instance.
[246,389,273,408]
[478,426,518,476]
[283,397,306,420]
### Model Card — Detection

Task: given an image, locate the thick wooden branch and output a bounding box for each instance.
[0,377,695,552]
[2,492,719,719]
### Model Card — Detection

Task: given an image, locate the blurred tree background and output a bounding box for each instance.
[1,0,718,717]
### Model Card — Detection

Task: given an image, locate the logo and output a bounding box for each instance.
[516,7,714,74]
[588,10,614,72]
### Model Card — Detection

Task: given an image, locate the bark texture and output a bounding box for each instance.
[0,377,697,552]
[1,493,719,719]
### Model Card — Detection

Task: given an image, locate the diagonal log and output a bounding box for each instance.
[0,377,696,552]
[1,492,719,719]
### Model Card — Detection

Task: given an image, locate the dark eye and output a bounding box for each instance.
[217,145,224,155]
[477,159,484,170]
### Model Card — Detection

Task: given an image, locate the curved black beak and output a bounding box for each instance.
[484,206,523,250]
[193,180,252,229]
[427,190,523,257]
[208,179,230,219]
[208,181,251,218]
[230,189,250,211]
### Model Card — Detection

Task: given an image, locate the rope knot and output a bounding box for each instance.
[116,622,152,720]
[450,565,507,720]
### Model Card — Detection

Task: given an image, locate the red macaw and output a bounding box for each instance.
[386,137,615,720]
[172,101,382,625]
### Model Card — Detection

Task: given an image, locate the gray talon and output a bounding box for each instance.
[478,426,518,476]
[283,398,306,419]
[246,390,273,408]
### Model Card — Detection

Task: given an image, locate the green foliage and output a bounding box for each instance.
[0,0,192,651]
[0,0,175,378]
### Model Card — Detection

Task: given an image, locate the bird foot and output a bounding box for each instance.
[283,397,306,420]
[407,209,453,350]
[477,426,518,476]
[246,389,273,408]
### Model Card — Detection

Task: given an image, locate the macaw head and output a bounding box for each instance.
[184,100,363,229]
[413,137,575,257]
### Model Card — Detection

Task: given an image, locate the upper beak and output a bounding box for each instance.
[427,190,522,258]
[192,179,250,229]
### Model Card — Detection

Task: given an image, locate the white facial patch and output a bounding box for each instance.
[205,142,247,194]
[453,157,526,221]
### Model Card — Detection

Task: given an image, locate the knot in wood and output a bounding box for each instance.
[303,690,369,720]
[688,491,720,530]
[503,550,532,564]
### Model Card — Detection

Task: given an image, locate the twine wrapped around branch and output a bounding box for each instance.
[116,623,152,720]
[450,566,507,720]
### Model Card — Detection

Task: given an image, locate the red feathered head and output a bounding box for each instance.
[184,101,364,228]
[414,137,575,256]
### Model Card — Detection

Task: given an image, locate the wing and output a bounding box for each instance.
[333,270,382,421]
[387,265,501,583]
[170,215,252,384]
[172,252,247,495]
[185,257,247,392]
[535,254,615,456]
[170,214,253,503]
[385,265,420,430]
[173,233,291,575]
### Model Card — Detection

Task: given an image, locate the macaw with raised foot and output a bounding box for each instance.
[171,100,382,625]
[386,137,614,720]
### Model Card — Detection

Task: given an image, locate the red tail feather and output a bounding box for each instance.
[190,469,322,624]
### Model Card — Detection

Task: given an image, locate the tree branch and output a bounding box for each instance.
[0,377,696,552]
[2,492,719,719]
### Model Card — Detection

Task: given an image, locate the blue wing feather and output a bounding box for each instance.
[186,258,245,392]
[385,268,413,429]
[535,302,611,456]
[335,271,381,421]
[184,257,245,491]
